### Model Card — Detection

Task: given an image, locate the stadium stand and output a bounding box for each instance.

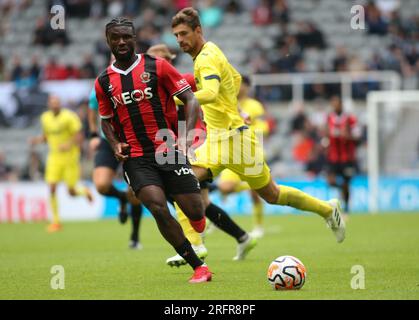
[0,0,418,180]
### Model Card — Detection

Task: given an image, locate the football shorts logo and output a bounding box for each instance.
[141,72,151,83]
[174,167,193,176]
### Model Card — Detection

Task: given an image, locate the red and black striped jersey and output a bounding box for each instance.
[95,54,191,157]
[326,112,358,163]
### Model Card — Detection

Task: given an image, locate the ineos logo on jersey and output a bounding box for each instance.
[174,167,194,176]
[111,88,153,108]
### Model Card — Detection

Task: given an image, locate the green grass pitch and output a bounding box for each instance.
[1,213,418,300]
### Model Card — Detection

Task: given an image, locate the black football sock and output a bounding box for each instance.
[104,185,127,202]
[175,239,204,270]
[130,204,143,242]
[205,203,247,243]
[342,184,350,213]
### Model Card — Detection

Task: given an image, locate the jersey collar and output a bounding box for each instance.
[111,54,141,76]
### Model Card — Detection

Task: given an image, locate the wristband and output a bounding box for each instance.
[89,132,99,139]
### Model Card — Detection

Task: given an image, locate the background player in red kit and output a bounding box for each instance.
[324,95,361,217]
[95,18,212,283]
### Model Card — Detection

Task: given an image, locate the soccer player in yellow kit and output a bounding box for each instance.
[171,8,346,250]
[218,75,270,238]
[30,95,92,232]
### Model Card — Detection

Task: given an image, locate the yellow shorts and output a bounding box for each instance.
[218,169,242,184]
[192,127,271,190]
[45,156,80,188]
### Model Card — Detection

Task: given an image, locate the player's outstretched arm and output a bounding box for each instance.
[101,118,129,161]
[28,134,46,146]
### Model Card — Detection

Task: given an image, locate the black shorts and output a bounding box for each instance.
[94,138,120,171]
[326,161,357,181]
[122,151,201,195]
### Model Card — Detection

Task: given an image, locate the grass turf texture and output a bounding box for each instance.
[1,213,418,300]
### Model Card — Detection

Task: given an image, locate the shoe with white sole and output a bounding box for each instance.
[166,244,208,267]
[233,235,257,261]
[129,240,143,250]
[326,199,346,243]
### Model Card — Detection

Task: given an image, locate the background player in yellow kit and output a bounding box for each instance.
[30,95,92,232]
[172,8,345,249]
[217,75,270,238]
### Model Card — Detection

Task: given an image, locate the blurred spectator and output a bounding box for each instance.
[123,0,140,17]
[332,46,348,71]
[365,1,388,35]
[271,0,289,25]
[96,36,112,67]
[90,0,104,18]
[252,0,272,26]
[65,64,81,79]
[79,54,97,79]
[15,69,38,89]
[20,150,44,181]
[10,55,24,82]
[224,0,242,14]
[136,25,160,53]
[295,22,326,49]
[174,0,193,11]
[199,0,224,28]
[29,55,42,82]
[290,104,307,133]
[33,15,70,46]
[64,0,91,18]
[0,151,14,181]
[107,0,124,17]
[0,55,5,81]
[43,58,69,80]
[375,0,400,18]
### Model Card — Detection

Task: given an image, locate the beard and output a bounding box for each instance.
[112,46,135,62]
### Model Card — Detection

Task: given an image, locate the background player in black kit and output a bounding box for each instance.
[95,17,212,283]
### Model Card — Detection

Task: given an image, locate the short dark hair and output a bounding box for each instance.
[172,7,201,30]
[105,17,135,36]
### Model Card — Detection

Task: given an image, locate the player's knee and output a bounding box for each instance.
[127,188,141,205]
[261,187,279,204]
[95,182,111,195]
[218,182,235,195]
[68,188,77,197]
[147,201,169,220]
[188,199,205,220]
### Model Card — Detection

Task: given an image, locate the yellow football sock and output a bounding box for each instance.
[175,203,203,246]
[234,181,250,193]
[253,201,264,226]
[276,185,332,218]
[50,194,60,224]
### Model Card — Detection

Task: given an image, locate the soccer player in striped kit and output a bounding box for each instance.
[95,18,212,283]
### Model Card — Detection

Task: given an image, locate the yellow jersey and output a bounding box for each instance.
[193,41,244,132]
[40,109,82,159]
[239,97,269,135]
